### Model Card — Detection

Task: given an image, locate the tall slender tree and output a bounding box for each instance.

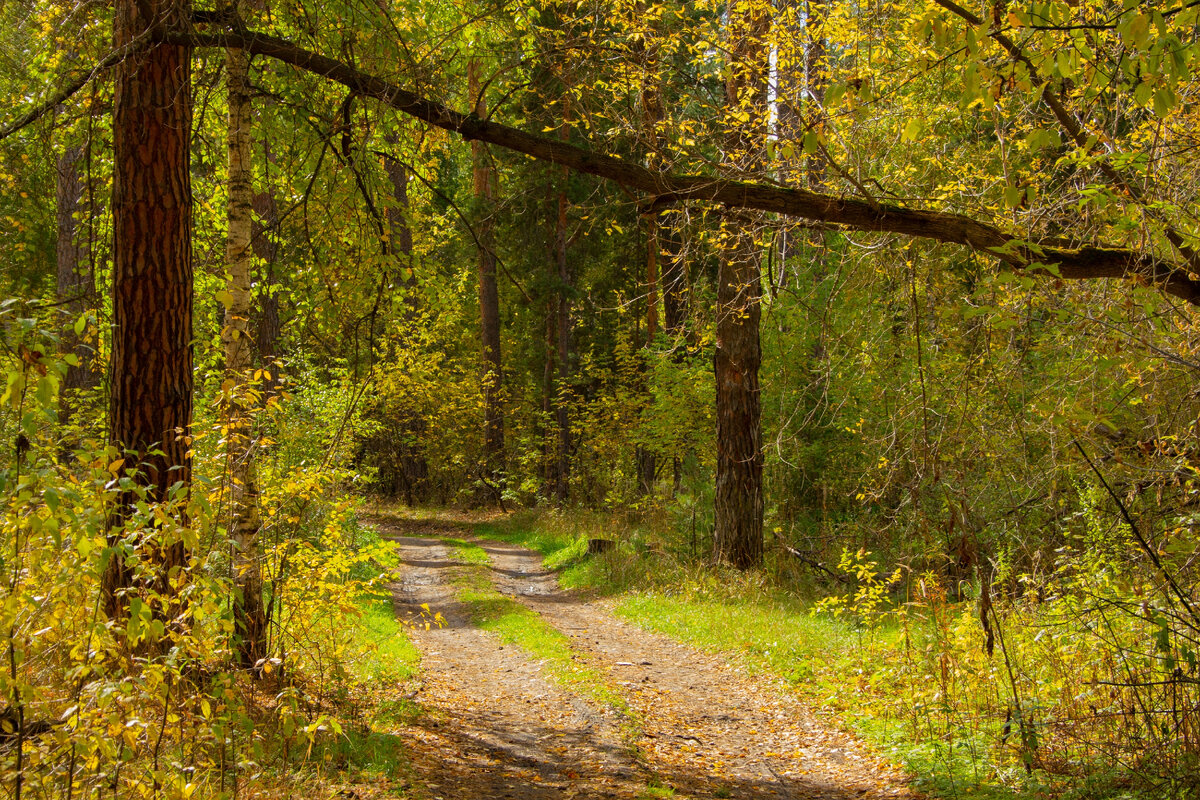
[552,118,572,505]
[55,141,97,427]
[468,55,506,496]
[223,39,267,668]
[382,136,430,504]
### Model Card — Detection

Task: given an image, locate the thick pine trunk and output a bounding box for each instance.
[103,0,194,621]
[713,213,764,568]
[712,1,768,569]
[468,58,505,493]
[223,45,267,669]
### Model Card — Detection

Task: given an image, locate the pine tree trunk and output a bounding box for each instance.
[103,0,194,621]
[223,45,267,669]
[469,57,505,494]
[713,212,764,568]
[712,1,768,569]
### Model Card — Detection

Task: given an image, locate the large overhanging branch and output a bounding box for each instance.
[11,23,1199,306]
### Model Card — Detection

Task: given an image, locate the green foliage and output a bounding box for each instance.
[0,306,414,797]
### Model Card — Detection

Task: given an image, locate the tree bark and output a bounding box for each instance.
[55,142,97,428]
[251,188,281,398]
[468,57,506,494]
[636,69,664,497]
[660,208,689,337]
[103,0,193,622]
[713,211,765,568]
[713,1,768,569]
[223,44,267,669]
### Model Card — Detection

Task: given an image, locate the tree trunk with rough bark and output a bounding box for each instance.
[251,186,281,399]
[712,1,768,569]
[635,72,663,497]
[660,208,689,338]
[103,0,194,622]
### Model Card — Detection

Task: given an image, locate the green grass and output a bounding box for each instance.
[614,591,1022,798]
[441,536,490,566]
[349,594,422,684]
[466,510,1037,799]
[445,547,629,713]
[474,510,666,591]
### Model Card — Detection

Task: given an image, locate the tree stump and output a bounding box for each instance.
[587,538,615,555]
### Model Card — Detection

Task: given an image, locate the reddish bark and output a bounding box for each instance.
[103,0,194,621]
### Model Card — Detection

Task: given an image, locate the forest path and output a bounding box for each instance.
[374,516,915,800]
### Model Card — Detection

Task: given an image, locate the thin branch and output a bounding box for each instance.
[1073,438,1200,633]
[0,32,155,140]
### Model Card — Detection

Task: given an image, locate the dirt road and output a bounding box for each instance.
[377,518,915,800]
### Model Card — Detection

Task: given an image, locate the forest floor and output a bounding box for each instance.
[366,514,917,800]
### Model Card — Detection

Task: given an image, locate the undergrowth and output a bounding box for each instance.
[473,508,1200,800]
[0,311,427,798]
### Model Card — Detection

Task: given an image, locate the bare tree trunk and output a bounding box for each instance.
[251,187,281,399]
[103,0,194,622]
[223,44,267,669]
[804,0,828,192]
[553,124,572,506]
[713,1,768,569]
[713,213,765,568]
[383,144,429,504]
[468,57,505,495]
[660,208,689,338]
[645,211,660,343]
[542,306,557,500]
[635,72,663,498]
[56,142,97,429]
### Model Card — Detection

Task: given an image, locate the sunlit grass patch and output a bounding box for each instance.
[347,594,422,684]
[474,508,677,592]
[441,536,490,565]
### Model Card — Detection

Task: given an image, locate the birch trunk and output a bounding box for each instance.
[223,44,266,668]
